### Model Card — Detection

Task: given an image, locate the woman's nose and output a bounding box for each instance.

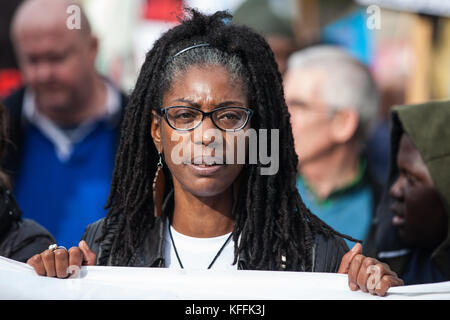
[195,116,218,146]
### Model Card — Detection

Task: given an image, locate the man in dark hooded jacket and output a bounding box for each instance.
[365,100,450,285]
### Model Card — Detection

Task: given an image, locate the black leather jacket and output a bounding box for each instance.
[0,183,55,262]
[81,192,349,272]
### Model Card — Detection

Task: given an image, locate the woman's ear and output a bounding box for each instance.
[330,108,359,144]
[151,110,162,153]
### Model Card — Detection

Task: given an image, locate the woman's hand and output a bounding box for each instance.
[338,243,404,296]
[26,240,96,278]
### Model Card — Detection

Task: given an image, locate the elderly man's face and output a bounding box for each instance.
[284,67,335,166]
[13,21,96,114]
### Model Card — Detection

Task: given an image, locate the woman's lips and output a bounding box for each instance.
[187,163,225,176]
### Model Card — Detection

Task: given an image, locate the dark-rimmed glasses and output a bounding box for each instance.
[160,106,254,132]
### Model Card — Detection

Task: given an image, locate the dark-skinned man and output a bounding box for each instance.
[365,101,450,285]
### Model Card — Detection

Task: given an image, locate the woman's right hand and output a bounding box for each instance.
[26,240,96,278]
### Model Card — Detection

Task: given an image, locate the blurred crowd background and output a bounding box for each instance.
[2,0,450,182]
[3,0,450,104]
[1,0,450,259]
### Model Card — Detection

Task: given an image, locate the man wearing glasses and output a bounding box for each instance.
[284,45,382,251]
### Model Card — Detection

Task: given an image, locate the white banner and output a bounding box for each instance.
[0,256,449,300]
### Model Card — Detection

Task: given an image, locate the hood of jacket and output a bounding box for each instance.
[372,100,450,276]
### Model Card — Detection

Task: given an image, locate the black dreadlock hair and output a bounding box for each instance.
[99,9,356,269]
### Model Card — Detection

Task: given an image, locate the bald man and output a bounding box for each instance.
[2,0,128,247]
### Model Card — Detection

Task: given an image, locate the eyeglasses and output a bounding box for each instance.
[160,106,254,132]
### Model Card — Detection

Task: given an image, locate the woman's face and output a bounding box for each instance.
[151,64,250,198]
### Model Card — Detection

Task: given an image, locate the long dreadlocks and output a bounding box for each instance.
[99,9,355,270]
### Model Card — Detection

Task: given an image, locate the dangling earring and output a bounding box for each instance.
[153,152,166,218]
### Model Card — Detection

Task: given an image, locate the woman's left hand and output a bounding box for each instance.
[338,243,404,296]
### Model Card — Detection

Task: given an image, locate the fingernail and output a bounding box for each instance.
[351,243,361,252]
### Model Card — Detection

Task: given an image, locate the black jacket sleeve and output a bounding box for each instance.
[81,218,105,258]
[312,232,349,273]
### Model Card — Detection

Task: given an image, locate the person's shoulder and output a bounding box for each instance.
[18,218,54,238]
[82,215,127,263]
[1,184,54,244]
[13,218,55,248]
[79,217,107,259]
[85,217,106,230]
[82,218,106,244]
[312,230,349,273]
[4,218,55,262]
[0,183,54,261]
[2,87,26,111]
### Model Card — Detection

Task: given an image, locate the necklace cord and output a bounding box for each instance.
[168,224,233,269]
[168,223,184,269]
[207,233,233,269]
[168,181,238,269]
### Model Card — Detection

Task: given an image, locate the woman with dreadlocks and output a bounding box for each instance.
[27,9,403,296]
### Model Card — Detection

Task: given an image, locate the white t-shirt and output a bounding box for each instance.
[164,222,238,271]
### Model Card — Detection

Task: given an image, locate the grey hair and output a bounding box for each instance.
[159,46,249,106]
[287,45,379,147]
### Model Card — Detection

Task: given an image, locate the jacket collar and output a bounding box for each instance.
[22,81,122,162]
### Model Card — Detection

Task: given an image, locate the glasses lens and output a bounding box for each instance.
[166,107,202,130]
[213,108,249,130]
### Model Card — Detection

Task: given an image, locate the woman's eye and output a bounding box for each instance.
[175,112,195,119]
[219,113,239,120]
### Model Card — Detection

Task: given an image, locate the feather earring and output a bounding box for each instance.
[152,152,166,218]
